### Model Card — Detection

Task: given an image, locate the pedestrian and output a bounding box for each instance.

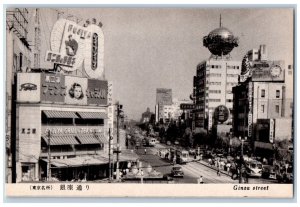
[198,176,204,184]
[144,148,147,154]
[217,160,221,176]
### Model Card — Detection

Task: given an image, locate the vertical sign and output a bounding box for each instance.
[107,81,113,105]
[208,109,213,130]
[269,119,274,143]
[248,82,253,138]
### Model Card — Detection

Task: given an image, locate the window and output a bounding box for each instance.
[261,105,265,113]
[261,89,265,98]
[21,128,25,134]
[226,99,232,103]
[276,90,280,98]
[32,129,36,134]
[276,105,280,113]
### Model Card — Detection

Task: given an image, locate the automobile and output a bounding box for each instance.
[261,165,277,179]
[166,141,171,146]
[188,148,196,155]
[171,165,184,177]
[174,140,179,145]
[245,160,263,177]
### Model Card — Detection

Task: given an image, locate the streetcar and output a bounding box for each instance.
[175,149,189,164]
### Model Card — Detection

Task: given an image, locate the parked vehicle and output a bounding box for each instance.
[166,141,171,146]
[245,160,263,177]
[171,165,184,177]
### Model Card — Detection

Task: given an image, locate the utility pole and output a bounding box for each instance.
[116,103,121,181]
[47,130,51,181]
[108,128,112,182]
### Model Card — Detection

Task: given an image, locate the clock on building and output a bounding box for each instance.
[270,65,282,77]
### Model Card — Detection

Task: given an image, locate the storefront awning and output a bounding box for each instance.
[43,156,108,168]
[42,135,79,145]
[95,133,108,143]
[43,110,78,118]
[77,111,107,119]
[76,134,102,144]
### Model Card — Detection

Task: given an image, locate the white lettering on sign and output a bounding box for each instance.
[67,24,91,40]
[45,127,103,135]
[269,119,274,143]
[248,83,253,138]
[45,51,76,67]
[45,75,61,84]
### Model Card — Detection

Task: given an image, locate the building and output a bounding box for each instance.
[162,99,192,123]
[6,8,32,183]
[140,107,154,124]
[155,88,172,123]
[193,18,240,133]
[6,12,137,182]
[232,45,293,157]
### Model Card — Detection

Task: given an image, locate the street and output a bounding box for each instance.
[131,143,277,184]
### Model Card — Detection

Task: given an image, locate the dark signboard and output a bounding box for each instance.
[41,73,66,103]
[251,61,285,82]
[180,104,195,110]
[87,79,108,105]
[214,105,229,123]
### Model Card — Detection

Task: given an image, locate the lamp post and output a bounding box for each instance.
[239,136,247,183]
[115,102,123,181]
[108,128,113,182]
[47,130,51,181]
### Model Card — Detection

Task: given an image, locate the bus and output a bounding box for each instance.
[176,149,189,164]
[146,137,157,147]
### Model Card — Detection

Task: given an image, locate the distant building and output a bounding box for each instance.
[232,45,293,157]
[156,88,172,123]
[162,99,193,123]
[140,107,154,123]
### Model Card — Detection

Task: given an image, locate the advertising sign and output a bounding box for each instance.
[41,73,65,103]
[248,82,253,138]
[269,119,275,143]
[180,104,195,110]
[107,81,113,105]
[48,19,105,78]
[17,73,41,102]
[214,105,229,123]
[83,24,104,79]
[87,79,108,105]
[64,76,88,105]
[49,19,87,72]
[251,61,285,82]
[42,126,104,135]
[208,109,213,130]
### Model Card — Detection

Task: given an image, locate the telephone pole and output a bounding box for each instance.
[47,130,51,181]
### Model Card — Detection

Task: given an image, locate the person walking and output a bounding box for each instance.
[144,148,147,155]
[217,159,221,176]
[197,176,204,184]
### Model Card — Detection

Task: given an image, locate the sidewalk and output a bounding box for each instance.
[193,158,231,177]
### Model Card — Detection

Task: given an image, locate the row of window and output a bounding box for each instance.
[209,90,221,94]
[261,104,280,113]
[261,89,281,98]
[21,128,36,134]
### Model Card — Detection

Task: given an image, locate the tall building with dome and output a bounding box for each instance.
[193,16,241,133]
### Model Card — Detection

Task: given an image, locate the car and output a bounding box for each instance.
[174,140,179,145]
[262,165,276,179]
[166,141,171,146]
[171,165,184,177]
[188,148,196,155]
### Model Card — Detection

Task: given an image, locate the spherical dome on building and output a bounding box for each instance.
[203,26,239,56]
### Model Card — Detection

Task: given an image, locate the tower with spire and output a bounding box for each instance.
[192,15,241,134]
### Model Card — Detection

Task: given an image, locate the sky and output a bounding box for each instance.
[32,7,294,121]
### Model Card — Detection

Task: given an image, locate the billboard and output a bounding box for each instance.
[48,19,105,78]
[41,73,65,103]
[251,61,285,82]
[17,73,108,106]
[65,76,88,105]
[17,73,41,102]
[180,104,194,110]
[214,105,229,123]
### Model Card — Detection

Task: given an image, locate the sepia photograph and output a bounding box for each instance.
[4,5,294,198]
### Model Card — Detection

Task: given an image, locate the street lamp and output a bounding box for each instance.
[239,136,247,183]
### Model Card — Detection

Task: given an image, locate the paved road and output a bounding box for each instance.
[133,143,277,184]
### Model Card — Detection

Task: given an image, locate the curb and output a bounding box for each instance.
[196,160,231,177]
